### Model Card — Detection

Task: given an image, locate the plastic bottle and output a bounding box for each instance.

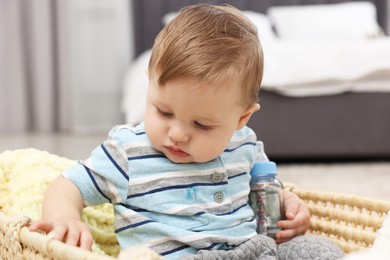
[249,160,284,238]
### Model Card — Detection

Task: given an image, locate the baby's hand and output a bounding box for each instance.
[275,190,310,244]
[29,218,93,250]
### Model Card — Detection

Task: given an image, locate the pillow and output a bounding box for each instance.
[162,12,177,26]
[241,11,277,41]
[162,11,277,42]
[267,2,382,41]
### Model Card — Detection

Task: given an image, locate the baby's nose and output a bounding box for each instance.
[168,124,190,143]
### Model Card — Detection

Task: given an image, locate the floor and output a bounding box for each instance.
[0,133,106,160]
[277,162,390,201]
[1,133,389,201]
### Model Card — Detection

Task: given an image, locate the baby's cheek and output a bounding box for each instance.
[193,141,225,163]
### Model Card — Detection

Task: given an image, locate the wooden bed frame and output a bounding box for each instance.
[131,0,390,161]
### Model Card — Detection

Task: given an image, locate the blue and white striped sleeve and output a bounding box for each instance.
[63,128,130,206]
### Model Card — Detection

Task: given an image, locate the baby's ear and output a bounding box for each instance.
[236,103,260,130]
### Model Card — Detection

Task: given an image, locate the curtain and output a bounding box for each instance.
[0,0,57,132]
[0,0,131,133]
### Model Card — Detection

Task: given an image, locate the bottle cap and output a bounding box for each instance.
[250,161,277,176]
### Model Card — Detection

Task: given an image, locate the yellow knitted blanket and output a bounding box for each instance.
[0,148,120,256]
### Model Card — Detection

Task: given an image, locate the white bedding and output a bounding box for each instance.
[261,38,390,96]
[122,50,150,126]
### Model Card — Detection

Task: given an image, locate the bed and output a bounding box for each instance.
[124,0,390,161]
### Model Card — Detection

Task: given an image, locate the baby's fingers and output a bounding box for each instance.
[29,220,54,233]
[65,224,81,247]
[79,230,94,250]
[29,220,92,250]
[275,228,298,244]
[29,221,68,243]
[49,222,69,242]
[64,223,92,249]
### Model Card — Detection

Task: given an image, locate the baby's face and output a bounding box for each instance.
[144,76,249,163]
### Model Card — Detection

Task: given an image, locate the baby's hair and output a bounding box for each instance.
[148,3,263,104]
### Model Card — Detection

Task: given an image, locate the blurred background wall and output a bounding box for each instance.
[0,0,133,133]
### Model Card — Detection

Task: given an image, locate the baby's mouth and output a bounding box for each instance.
[165,146,190,157]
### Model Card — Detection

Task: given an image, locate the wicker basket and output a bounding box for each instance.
[286,184,390,253]
[0,212,114,259]
[1,186,389,259]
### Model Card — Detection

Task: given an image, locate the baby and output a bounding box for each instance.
[30,4,342,259]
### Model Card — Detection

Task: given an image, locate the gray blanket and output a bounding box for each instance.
[181,235,345,260]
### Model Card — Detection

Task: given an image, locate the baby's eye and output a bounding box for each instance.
[194,121,213,130]
[157,107,173,118]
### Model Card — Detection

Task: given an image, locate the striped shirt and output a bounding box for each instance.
[64,122,263,259]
